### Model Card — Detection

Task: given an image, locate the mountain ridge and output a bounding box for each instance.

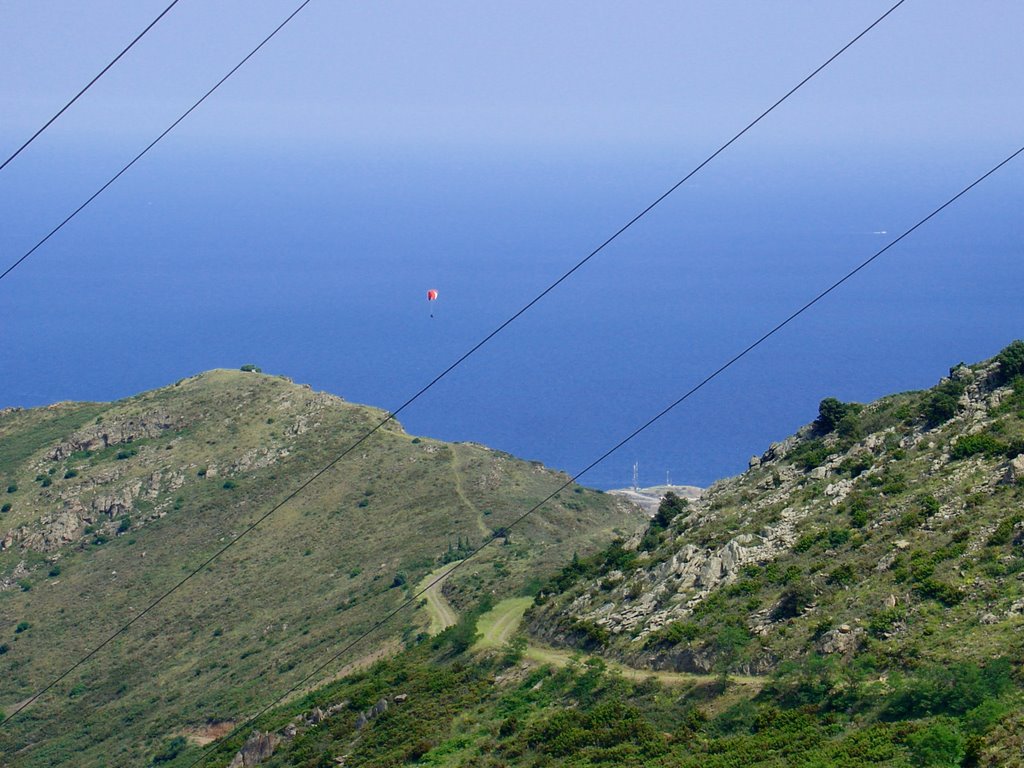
[0,368,644,767]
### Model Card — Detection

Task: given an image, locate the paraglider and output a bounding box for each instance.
[427,289,438,318]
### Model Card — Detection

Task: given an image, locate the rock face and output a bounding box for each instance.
[227,730,280,768]
[816,624,862,656]
[48,413,187,460]
[355,698,389,729]
[1003,455,1024,484]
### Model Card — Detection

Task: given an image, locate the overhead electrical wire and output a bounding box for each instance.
[0,0,183,173]
[189,141,1024,767]
[0,0,906,728]
[0,0,314,284]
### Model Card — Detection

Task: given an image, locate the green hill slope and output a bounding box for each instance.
[215,342,1024,768]
[529,341,1024,676]
[0,370,643,767]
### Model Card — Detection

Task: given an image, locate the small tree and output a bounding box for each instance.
[814,397,859,434]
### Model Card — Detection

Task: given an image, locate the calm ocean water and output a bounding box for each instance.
[1,144,1021,489]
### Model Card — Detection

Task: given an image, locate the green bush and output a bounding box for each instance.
[790,439,831,470]
[815,398,859,434]
[240,363,262,373]
[646,620,700,648]
[987,514,1022,546]
[951,433,1007,460]
[906,720,965,768]
[63,469,77,479]
[993,340,1024,385]
[152,735,188,764]
[923,393,959,426]
[828,564,856,586]
[0,503,10,513]
[15,621,30,633]
[868,607,904,637]
[6,484,16,493]
[652,491,688,530]
[881,660,1012,720]
[222,480,237,490]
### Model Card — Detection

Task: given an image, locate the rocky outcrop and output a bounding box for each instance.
[227,730,280,768]
[48,413,187,460]
[816,624,863,656]
[1002,455,1024,485]
[355,698,389,729]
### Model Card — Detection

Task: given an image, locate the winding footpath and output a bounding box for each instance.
[418,580,762,691]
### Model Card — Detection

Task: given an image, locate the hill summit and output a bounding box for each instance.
[0,369,643,767]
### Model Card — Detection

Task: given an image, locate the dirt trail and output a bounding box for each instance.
[449,447,490,538]
[473,597,533,650]
[473,597,763,690]
[416,561,461,635]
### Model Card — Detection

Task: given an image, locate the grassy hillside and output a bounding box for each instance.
[529,341,1024,672]
[0,370,643,767]
[210,341,1024,768]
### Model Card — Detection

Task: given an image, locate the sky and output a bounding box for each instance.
[2,2,1022,152]
[1,1,1022,488]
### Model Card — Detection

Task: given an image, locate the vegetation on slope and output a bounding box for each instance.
[0,370,642,767]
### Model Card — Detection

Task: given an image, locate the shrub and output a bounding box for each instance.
[907,720,965,767]
[868,607,904,637]
[222,480,237,490]
[117,516,131,533]
[570,619,610,649]
[924,393,958,426]
[993,340,1024,385]
[152,735,188,764]
[0,503,10,513]
[839,455,873,478]
[646,620,700,648]
[48,564,61,577]
[652,491,688,530]
[6,484,16,493]
[951,433,1007,460]
[63,469,77,479]
[240,363,262,373]
[828,564,856,586]
[773,581,815,620]
[790,439,831,470]
[15,621,30,633]
[827,528,851,548]
[115,448,136,460]
[987,515,1023,546]
[815,398,857,434]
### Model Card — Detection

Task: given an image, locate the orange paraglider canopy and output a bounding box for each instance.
[427,289,438,301]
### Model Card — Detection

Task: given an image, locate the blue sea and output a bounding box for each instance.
[1,141,1021,489]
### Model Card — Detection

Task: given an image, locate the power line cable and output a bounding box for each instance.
[186,140,1024,767]
[0,0,905,727]
[0,0,313,284]
[0,0,182,173]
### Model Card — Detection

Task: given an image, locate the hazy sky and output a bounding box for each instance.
[2,1,1022,155]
